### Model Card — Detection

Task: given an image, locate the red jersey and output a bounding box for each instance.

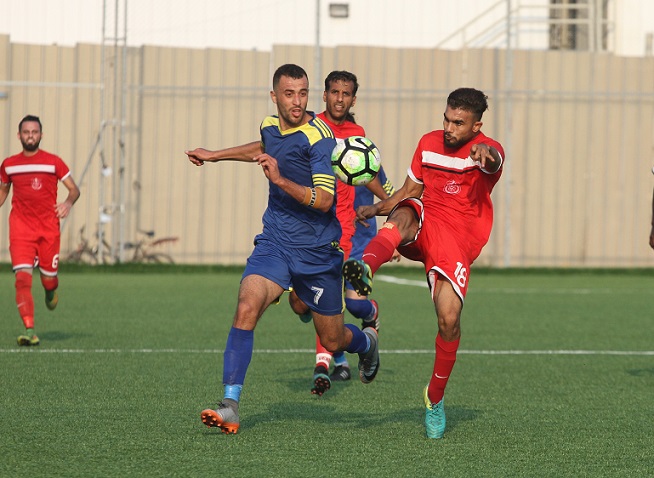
[317,112,365,259]
[0,149,71,235]
[408,130,504,257]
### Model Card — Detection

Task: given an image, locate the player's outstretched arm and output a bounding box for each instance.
[185,141,263,166]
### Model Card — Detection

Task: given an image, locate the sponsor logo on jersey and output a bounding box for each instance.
[443,180,461,195]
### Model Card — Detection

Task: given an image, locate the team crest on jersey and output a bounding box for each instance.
[443,180,461,195]
[31,178,43,190]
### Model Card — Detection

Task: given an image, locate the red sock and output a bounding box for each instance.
[315,334,332,370]
[15,271,34,329]
[361,223,402,274]
[427,334,460,404]
[41,274,58,292]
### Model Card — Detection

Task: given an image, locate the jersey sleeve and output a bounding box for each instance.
[0,162,8,184]
[55,156,71,181]
[407,136,427,184]
[310,136,337,195]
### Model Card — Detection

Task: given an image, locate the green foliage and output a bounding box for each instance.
[1,267,653,477]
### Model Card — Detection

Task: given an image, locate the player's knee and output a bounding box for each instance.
[234,300,262,327]
[317,332,341,353]
[15,270,33,290]
[437,314,461,340]
[388,208,420,241]
[321,338,340,353]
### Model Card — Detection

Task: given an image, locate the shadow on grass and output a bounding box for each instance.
[198,400,481,436]
[626,367,654,377]
[38,330,92,342]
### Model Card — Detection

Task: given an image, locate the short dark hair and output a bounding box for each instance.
[447,88,489,121]
[323,70,359,96]
[19,114,42,132]
[273,64,308,89]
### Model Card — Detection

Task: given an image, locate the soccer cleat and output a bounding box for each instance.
[423,386,446,439]
[361,299,380,331]
[311,366,331,396]
[329,365,351,382]
[201,400,240,434]
[45,290,59,311]
[298,311,312,323]
[343,259,373,296]
[17,333,40,346]
[358,327,379,384]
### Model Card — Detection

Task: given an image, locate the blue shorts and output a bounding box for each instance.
[243,238,345,316]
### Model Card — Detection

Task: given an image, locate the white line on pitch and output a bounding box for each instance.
[375,274,638,294]
[1,348,653,356]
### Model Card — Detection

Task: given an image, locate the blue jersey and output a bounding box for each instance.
[351,166,395,259]
[257,112,340,248]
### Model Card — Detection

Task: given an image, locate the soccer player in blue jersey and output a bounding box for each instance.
[185,64,380,434]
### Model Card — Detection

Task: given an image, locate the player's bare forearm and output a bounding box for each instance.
[56,177,80,218]
[185,141,263,166]
[365,175,389,200]
[372,175,423,216]
[0,184,9,207]
[274,175,333,213]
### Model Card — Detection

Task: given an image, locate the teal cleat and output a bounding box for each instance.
[423,386,446,439]
[311,366,331,396]
[298,311,312,323]
[342,259,373,296]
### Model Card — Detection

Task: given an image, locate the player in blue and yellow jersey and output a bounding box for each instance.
[185,64,380,435]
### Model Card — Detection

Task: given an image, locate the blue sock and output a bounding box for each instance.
[345,297,374,320]
[344,323,370,354]
[333,351,348,367]
[222,327,254,400]
[224,384,243,402]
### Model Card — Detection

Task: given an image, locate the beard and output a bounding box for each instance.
[443,135,461,148]
[21,139,40,152]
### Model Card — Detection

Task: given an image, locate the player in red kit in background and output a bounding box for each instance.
[343,88,504,438]
[289,70,394,395]
[0,115,80,346]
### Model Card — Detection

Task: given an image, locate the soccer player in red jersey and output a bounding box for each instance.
[343,88,504,438]
[288,70,394,395]
[0,115,80,346]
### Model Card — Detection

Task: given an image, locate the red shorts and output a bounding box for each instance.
[392,198,484,302]
[10,225,60,275]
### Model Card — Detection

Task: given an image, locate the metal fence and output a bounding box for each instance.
[1,35,653,267]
